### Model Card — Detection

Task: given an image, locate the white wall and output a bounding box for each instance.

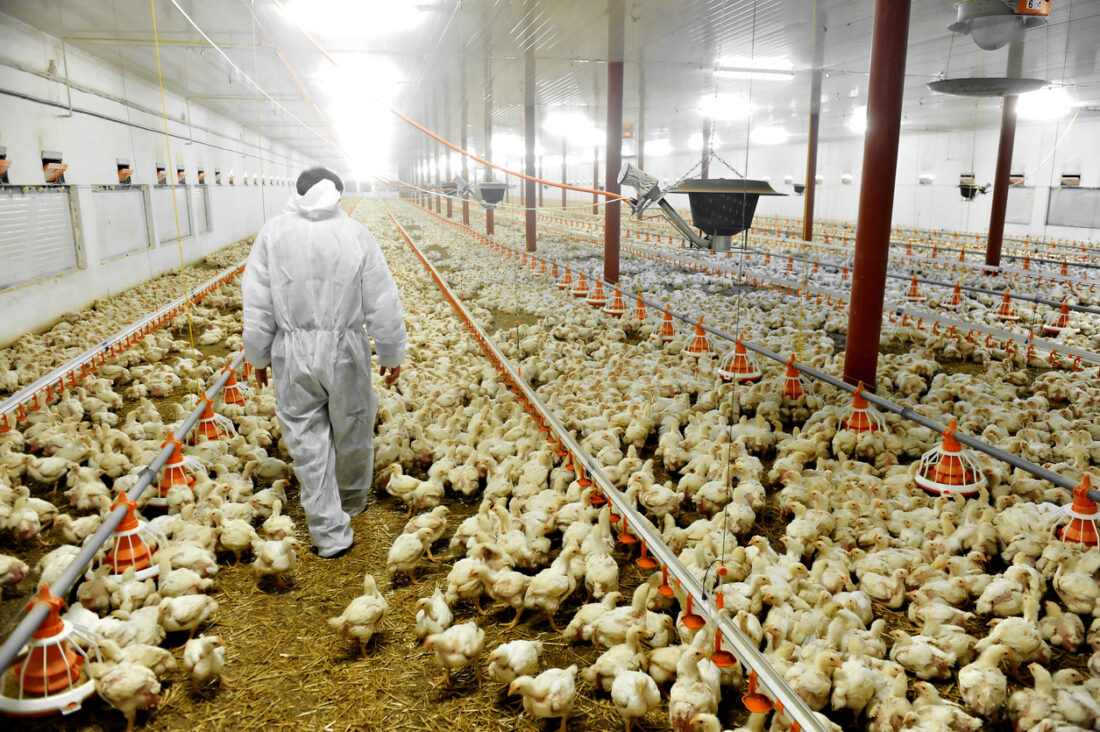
[0,14,314,347]
[554,113,1100,244]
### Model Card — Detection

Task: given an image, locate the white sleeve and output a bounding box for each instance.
[242,226,276,369]
[360,228,407,368]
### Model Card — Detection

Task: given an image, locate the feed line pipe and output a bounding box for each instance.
[0,261,247,425]
[402,200,1097,502]
[0,351,247,676]
[383,204,829,732]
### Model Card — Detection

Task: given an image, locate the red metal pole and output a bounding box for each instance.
[986,94,1017,269]
[803,69,822,242]
[605,60,623,284]
[592,148,599,215]
[842,0,911,390]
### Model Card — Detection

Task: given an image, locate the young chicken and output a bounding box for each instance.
[583,625,648,693]
[509,664,578,732]
[159,594,218,637]
[260,498,296,540]
[0,554,29,599]
[611,669,661,732]
[328,573,389,655]
[524,543,579,631]
[183,634,227,692]
[424,621,485,687]
[90,661,161,732]
[215,511,259,564]
[414,586,452,640]
[958,643,1011,718]
[669,646,720,732]
[386,526,432,584]
[251,536,302,591]
[403,505,450,560]
[784,650,842,711]
[1038,600,1085,651]
[486,639,543,684]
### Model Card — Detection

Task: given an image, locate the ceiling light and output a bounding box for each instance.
[688,132,722,149]
[1017,86,1073,120]
[848,105,867,134]
[750,125,789,145]
[283,0,426,35]
[715,68,794,81]
[644,139,673,158]
[697,95,753,121]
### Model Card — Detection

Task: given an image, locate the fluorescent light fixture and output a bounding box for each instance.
[750,125,789,145]
[1017,86,1073,120]
[284,0,426,35]
[848,105,867,134]
[644,139,673,157]
[697,94,753,120]
[918,172,935,185]
[542,111,602,147]
[316,58,405,103]
[716,55,793,81]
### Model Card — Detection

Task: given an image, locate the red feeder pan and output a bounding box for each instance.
[685,318,712,357]
[844,381,885,433]
[636,541,657,570]
[0,584,100,717]
[618,517,638,545]
[571,272,590,298]
[994,290,1019,321]
[603,286,627,317]
[556,268,573,290]
[717,335,762,383]
[903,276,925,302]
[631,293,648,320]
[658,566,674,597]
[1054,475,1099,546]
[1042,300,1073,336]
[97,493,161,581]
[712,629,737,668]
[655,306,676,343]
[913,418,988,498]
[941,283,962,311]
[781,355,804,400]
[680,595,705,630]
[585,278,608,308]
[743,671,774,713]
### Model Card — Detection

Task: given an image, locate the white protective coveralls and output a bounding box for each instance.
[242,179,406,556]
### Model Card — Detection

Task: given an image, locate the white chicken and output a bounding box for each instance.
[611,669,661,732]
[327,572,389,655]
[90,661,161,732]
[182,634,228,692]
[415,586,453,640]
[509,664,578,732]
[486,639,542,684]
[424,620,485,687]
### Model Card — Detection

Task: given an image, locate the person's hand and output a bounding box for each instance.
[380,365,401,385]
[255,366,270,389]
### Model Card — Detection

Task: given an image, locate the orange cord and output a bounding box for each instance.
[269,0,630,203]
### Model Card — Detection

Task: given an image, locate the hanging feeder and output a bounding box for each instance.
[680,594,705,630]
[743,670,774,713]
[941,283,963,311]
[618,516,638,545]
[717,335,762,382]
[636,540,657,569]
[712,627,737,669]
[1050,475,1098,547]
[571,272,590,298]
[994,290,1019,321]
[150,436,204,509]
[1042,300,1074,336]
[903,276,925,302]
[219,365,251,407]
[0,584,101,718]
[191,395,236,443]
[685,318,712,357]
[585,278,608,308]
[631,294,648,320]
[844,381,886,433]
[913,418,988,498]
[655,307,676,343]
[556,268,573,290]
[603,286,627,317]
[781,355,804,400]
[94,493,163,581]
[658,566,674,597]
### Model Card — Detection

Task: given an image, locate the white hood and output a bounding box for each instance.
[287,179,342,220]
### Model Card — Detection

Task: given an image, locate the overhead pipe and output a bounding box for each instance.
[843,0,912,389]
[0,352,247,676]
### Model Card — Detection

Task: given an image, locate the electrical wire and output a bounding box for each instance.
[149,0,199,391]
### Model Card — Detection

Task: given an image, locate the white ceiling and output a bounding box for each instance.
[1,0,1097,178]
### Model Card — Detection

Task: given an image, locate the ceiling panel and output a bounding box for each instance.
[0,0,1096,177]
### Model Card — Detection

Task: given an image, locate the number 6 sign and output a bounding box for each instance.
[1016,0,1051,15]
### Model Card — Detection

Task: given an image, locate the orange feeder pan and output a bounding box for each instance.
[96,493,161,581]
[655,307,676,343]
[585,279,608,308]
[636,541,657,570]
[556,268,573,290]
[150,436,201,509]
[680,595,705,631]
[844,381,886,433]
[631,294,648,320]
[941,283,962,311]
[1042,301,1073,336]
[994,290,1019,321]
[717,335,762,383]
[220,366,251,407]
[0,584,100,717]
[685,318,712,358]
[903,276,925,302]
[571,272,590,298]
[657,566,674,597]
[191,395,236,444]
[781,355,804,400]
[1054,475,1099,546]
[742,671,774,713]
[603,287,627,317]
[913,418,988,498]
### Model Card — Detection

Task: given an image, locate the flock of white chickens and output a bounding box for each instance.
[0,198,1098,732]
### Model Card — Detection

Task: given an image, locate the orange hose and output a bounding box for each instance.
[261,40,347,155]
[269,0,630,203]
